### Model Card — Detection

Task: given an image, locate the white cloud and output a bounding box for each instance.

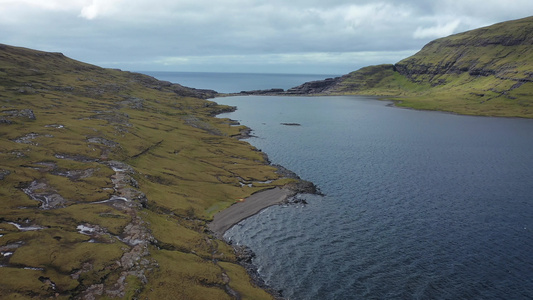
[79,0,123,20]
[341,3,412,31]
[413,19,461,39]
[148,50,418,73]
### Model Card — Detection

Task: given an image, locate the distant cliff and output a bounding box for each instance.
[286,16,533,118]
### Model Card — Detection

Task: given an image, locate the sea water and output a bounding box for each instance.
[140,71,337,93]
[215,95,533,299]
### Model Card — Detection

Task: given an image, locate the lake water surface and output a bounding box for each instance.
[216,95,533,299]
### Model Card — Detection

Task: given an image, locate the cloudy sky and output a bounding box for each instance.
[1,0,532,74]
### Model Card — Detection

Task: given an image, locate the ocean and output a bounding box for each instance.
[141,71,338,93]
[143,72,533,299]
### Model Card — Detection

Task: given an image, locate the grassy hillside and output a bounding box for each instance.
[298,16,533,118]
[0,44,295,299]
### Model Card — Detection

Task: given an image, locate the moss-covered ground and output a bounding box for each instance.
[0,44,289,299]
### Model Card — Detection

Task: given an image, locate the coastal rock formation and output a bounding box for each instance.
[285,77,341,94]
[238,88,285,95]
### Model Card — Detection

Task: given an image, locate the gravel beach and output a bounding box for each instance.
[209,187,292,238]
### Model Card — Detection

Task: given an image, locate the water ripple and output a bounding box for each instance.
[221,96,533,299]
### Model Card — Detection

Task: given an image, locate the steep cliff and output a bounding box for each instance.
[395,16,533,83]
[288,16,533,117]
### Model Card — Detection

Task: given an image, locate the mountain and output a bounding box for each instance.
[0,44,301,299]
[287,16,533,118]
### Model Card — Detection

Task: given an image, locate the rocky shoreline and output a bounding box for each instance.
[214,178,319,300]
[210,112,321,299]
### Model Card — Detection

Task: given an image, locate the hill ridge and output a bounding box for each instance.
[285,16,533,118]
[0,43,301,299]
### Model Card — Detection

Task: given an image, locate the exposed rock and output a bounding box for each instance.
[273,164,300,179]
[0,242,24,252]
[52,168,95,181]
[231,127,253,139]
[44,124,65,129]
[105,160,134,174]
[0,117,12,124]
[70,262,93,280]
[21,180,67,209]
[238,88,285,95]
[30,161,57,172]
[76,224,108,236]
[286,179,321,195]
[273,164,322,195]
[99,161,156,298]
[285,77,340,95]
[287,195,308,205]
[1,108,36,120]
[38,276,57,292]
[12,132,39,144]
[7,221,44,231]
[0,169,11,180]
[0,242,24,266]
[172,86,218,99]
[80,284,104,300]
[208,105,236,116]
[233,245,283,300]
[87,137,119,148]
[55,153,98,162]
[11,133,52,145]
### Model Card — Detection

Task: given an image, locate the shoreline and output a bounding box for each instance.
[210,100,320,299]
[210,104,320,239]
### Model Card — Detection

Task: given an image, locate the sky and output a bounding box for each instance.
[1,0,532,75]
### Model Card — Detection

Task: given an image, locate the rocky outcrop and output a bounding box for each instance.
[285,77,341,95]
[230,78,342,96]
[273,164,322,195]
[22,180,67,209]
[233,245,284,300]
[238,88,285,95]
[1,109,36,124]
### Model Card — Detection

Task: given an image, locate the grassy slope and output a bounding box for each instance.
[326,16,533,118]
[0,44,290,299]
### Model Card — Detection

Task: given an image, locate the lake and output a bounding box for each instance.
[215,95,533,299]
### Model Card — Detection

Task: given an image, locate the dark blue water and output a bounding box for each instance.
[216,95,533,300]
[140,71,337,93]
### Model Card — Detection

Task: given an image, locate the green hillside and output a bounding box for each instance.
[290,16,533,118]
[0,44,294,299]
